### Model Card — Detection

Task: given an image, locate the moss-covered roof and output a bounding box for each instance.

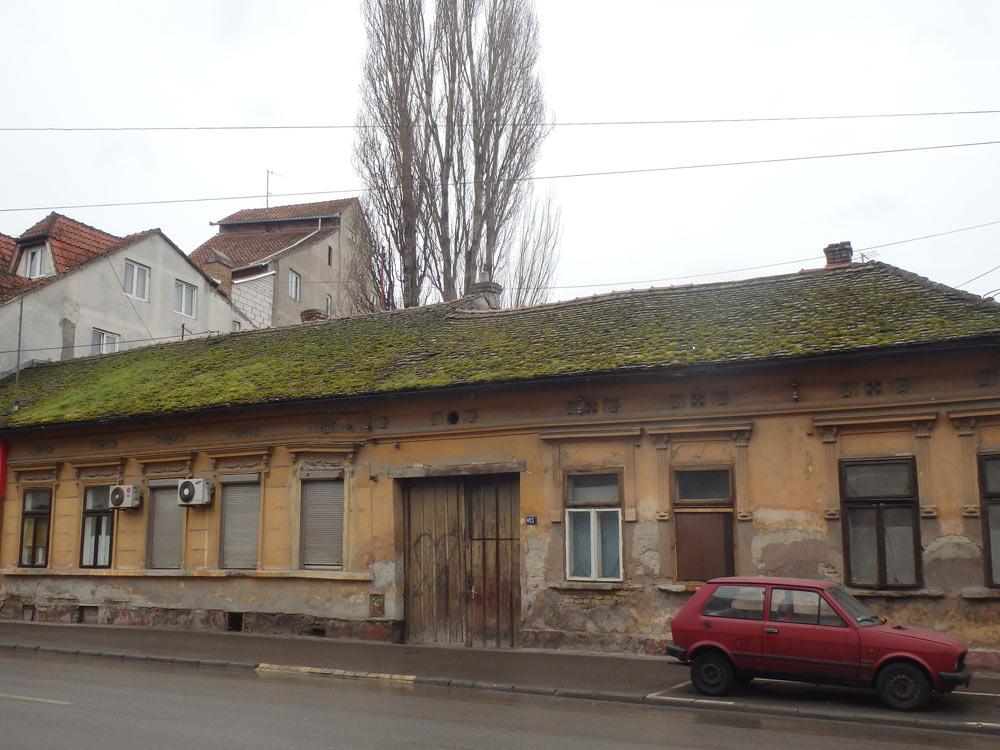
[2,262,999,431]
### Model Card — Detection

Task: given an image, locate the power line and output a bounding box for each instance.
[3,137,1000,215]
[4,108,1000,132]
[957,262,1000,288]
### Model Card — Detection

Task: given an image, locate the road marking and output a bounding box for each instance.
[665,681,692,692]
[956,690,1000,698]
[0,692,73,706]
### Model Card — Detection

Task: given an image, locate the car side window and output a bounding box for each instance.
[701,585,765,620]
[769,588,848,627]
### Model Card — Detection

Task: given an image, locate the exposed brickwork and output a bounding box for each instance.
[0,597,401,642]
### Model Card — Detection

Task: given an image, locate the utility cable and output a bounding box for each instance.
[3,137,1000,215]
[4,108,1000,132]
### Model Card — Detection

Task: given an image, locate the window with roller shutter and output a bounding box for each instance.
[301,479,344,567]
[220,479,261,570]
[148,483,183,569]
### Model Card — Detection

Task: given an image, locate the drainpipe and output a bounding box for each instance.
[0,438,7,546]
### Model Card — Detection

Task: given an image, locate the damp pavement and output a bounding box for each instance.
[1,621,998,736]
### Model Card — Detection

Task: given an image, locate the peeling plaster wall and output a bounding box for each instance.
[3,349,1000,652]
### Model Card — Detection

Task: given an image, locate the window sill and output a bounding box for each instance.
[844,586,945,599]
[550,581,638,591]
[657,582,703,593]
[961,587,1000,599]
[1,568,372,582]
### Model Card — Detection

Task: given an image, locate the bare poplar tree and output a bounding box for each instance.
[354,0,559,308]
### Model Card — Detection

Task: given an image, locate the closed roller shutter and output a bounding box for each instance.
[149,486,183,568]
[302,479,344,567]
[221,482,260,569]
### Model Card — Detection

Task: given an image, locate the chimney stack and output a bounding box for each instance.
[300,308,329,323]
[823,241,853,269]
[468,271,503,310]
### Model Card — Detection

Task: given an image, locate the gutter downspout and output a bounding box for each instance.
[0,438,7,551]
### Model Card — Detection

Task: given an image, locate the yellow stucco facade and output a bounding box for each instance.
[2,347,999,656]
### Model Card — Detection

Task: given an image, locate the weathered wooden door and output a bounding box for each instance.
[404,475,520,647]
[465,476,520,647]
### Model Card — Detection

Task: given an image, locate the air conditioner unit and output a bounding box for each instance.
[110,484,141,509]
[177,478,214,507]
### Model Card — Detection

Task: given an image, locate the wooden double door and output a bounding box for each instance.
[404,475,520,648]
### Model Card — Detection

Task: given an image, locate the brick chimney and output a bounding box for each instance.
[468,271,503,310]
[823,241,853,269]
[300,308,329,323]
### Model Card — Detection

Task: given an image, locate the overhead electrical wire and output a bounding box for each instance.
[4,108,1000,132]
[3,137,1000,215]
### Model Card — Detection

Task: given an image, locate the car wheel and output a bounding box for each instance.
[691,652,736,696]
[877,662,931,711]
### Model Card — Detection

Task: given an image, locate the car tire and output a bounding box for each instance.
[691,652,736,696]
[877,662,931,711]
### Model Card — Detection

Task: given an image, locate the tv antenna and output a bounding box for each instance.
[266,170,284,208]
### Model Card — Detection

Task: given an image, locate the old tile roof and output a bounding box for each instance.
[217,198,356,225]
[190,228,338,272]
[2,262,999,431]
[0,227,166,306]
[18,212,121,272]
[0,232,15,266]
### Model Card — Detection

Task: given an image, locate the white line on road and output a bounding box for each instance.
[665,681,692,692]
[957,690,1000,698]
[0,692,73,706]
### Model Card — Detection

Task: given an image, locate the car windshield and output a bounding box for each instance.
[828,586,884,627]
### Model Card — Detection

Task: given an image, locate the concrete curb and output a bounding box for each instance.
[0,641,257,671]
[3,642,998,736]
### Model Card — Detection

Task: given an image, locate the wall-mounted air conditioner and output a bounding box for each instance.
[177,478,214,507]
[110,484,141,509]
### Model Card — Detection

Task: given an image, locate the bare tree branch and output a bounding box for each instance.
[354,0,559,308]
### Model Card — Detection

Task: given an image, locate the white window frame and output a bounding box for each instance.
[91,328,120,355]
[325,294,333,317]
[565,507,623,582]
[174,279,197,317]
[289,269,301,300]
[123,259,150,301]
[26,247,43,278]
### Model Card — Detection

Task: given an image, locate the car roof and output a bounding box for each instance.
[707,576,839,589]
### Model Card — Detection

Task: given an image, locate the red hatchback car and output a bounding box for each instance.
[667,576,972,711]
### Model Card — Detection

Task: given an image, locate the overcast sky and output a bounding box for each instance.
[2,0,999,300]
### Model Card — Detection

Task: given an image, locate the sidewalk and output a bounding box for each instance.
[2,621,998,735]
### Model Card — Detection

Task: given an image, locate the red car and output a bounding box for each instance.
[667,576,972,711]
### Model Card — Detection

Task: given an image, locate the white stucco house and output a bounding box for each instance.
[189,198,373,328]
[0,213,251,377]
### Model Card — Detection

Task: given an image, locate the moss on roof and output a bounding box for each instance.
[2,262,999,430]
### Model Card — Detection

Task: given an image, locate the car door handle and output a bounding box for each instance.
[764,627,778,634]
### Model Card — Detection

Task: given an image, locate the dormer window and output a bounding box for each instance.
[24,246,44,278]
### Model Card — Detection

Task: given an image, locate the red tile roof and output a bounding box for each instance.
[18,212,121,273]
[0,271,40,302]
[0,223,164,306]
[190,228,337,271]
[0,233,15,267]
[217,198,356,225]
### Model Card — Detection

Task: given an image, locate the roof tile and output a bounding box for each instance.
[2,262,998,430]
[190,228,337,271]
[18,212,121,273]
[217,198,356,225]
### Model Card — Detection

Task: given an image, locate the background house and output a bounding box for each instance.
[0,213,251,377]
[2,244,999,668]
[189,198,371,328]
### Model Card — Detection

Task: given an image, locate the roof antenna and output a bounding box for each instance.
[266,170,283,208]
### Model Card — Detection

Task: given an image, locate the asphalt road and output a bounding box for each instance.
[1,651,996,750]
